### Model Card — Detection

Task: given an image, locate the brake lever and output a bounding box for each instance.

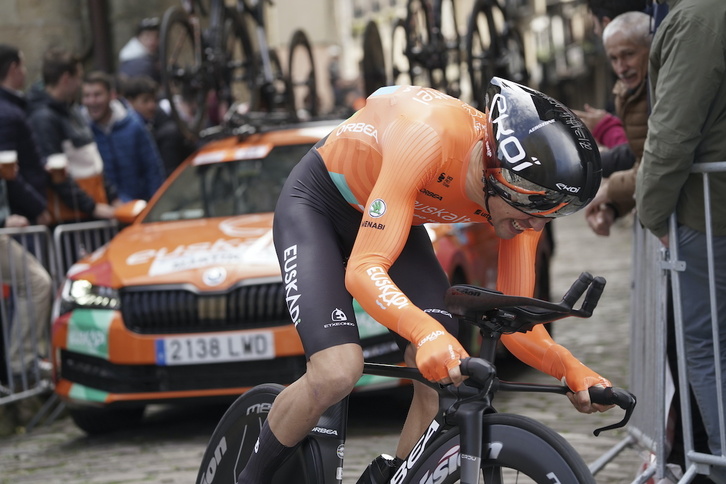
[587,386,637,436]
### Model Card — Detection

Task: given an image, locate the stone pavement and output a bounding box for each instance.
[0,211,645,483]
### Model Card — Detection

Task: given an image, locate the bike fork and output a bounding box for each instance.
[456,403,487,483]
[306,395,350,483]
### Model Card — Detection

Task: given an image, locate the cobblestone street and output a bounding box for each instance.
[0,211,645,483]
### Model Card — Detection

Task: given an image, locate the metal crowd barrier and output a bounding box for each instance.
[0,220,118,423]
[0,225,55,405]
[52,219,118,282]
[628,161,726,484]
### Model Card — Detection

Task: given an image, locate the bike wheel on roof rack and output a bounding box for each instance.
[288,29,319,120]
[160,6,208,141]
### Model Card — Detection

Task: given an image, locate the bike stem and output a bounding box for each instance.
[455,399,488,483]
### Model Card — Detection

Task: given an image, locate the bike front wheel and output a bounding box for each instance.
[408,413,595,484]
[196,384,320,484]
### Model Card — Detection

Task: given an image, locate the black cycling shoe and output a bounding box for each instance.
[355,454,402,484]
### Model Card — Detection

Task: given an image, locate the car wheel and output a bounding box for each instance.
[69,405,145,435]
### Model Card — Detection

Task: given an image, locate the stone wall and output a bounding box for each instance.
[0,0,335,91]
[0,0,177,88]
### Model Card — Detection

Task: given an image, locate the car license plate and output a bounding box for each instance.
[156,331,274,365]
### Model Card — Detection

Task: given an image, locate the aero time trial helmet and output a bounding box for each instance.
[483,77,601,218]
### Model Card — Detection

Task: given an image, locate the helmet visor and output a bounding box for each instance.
[486,169,584,218]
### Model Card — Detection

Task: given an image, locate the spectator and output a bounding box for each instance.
[120,75,194,177]
[0,44,51,226]
[0,168,52,390]
[574,11,651,236]
[81,71,164,202]
[586,0,649,37]
[118,17,161,83]
[636,1,726,482]
[26,48,117,224]
[579,0,650,159]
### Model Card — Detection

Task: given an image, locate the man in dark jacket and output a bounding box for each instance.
[26,48,117,225]
[0,44,51,226]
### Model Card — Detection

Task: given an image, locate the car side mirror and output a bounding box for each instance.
[114,200,147,224]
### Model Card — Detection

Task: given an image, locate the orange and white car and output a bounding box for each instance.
[51,119,551,434]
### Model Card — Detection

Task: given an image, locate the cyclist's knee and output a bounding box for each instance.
[306,344,363,403]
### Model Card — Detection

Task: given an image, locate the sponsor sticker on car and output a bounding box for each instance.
[155,331,274,365]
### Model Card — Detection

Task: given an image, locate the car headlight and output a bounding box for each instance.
[60,279,120,313]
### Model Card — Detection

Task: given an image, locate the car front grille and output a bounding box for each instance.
[59,350,307,394]
[120,282,290,334]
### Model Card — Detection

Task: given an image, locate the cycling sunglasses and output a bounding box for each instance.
[485,169,581,218]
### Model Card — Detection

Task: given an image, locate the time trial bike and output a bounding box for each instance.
[196,272,636,483]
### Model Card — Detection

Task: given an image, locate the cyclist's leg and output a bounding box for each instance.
[238,150,366,483]
[388,226,457,458]
[238,345,362,483]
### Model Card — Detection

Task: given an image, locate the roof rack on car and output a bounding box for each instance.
[206,101,344,140]
[199,102,347,143]
[198,106,295,141]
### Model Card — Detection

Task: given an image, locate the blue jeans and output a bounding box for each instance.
[677,224,726,458]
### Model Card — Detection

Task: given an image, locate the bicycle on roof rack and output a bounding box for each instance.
[196,272,636,483]
[465,0,528,110]
[390,0,463,98]
[159,0,318,142]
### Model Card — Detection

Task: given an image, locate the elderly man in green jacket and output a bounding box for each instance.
[636,0,726,481]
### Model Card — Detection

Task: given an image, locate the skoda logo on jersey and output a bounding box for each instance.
[368,199,387,218]
[331,308,348,321]
[202,267,227,286]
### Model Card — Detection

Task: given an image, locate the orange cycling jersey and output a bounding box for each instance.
[315,85,608,390]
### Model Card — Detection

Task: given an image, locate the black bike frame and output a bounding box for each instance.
[297,273,634,483]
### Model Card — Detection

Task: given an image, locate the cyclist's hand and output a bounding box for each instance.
[568,385,616,414]
[584,182,615,237]
[563,368,614,414]
[415,331,468,386]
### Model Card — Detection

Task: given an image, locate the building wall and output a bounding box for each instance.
[0,0,610,113]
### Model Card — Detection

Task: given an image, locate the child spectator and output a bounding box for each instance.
[120,75,195,177]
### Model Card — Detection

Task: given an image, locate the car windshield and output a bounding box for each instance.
[143,143,314,223]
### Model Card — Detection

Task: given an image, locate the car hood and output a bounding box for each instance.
[67,213,280,290]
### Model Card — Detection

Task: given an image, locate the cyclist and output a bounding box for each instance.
[238,77,614,483]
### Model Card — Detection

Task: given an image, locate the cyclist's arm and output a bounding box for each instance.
[498,231,611,394]
[344,118,467,382]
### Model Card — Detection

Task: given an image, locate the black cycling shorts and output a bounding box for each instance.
[273,148,457,359]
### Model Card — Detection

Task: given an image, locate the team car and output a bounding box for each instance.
[50,118,552,434]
